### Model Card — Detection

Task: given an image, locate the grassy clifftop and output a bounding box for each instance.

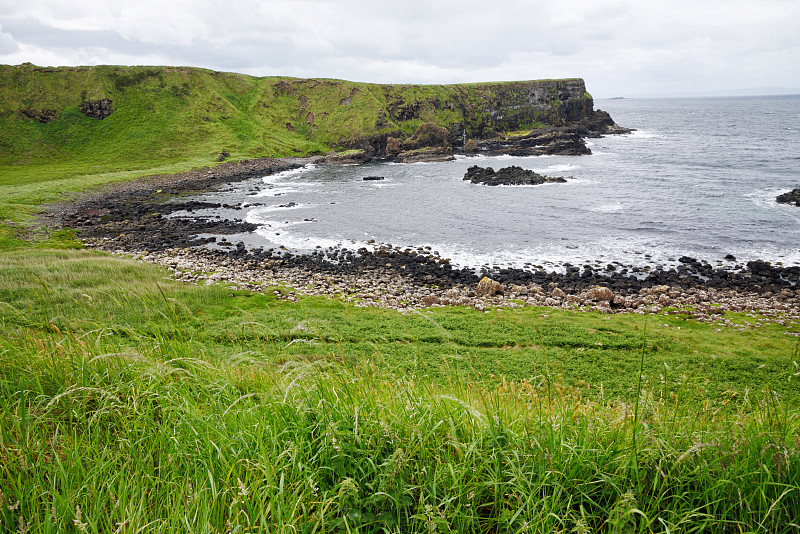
[0,63,592,183]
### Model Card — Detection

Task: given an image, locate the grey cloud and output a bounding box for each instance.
[1,17,133,51]
[1,0,799,96]
[0,24,19,54]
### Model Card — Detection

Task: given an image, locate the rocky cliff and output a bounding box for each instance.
[0,64,626,172]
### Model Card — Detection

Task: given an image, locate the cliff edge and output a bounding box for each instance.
[0,64,628,173]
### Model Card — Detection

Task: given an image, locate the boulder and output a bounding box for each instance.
[386,137,403,156]
[476,276,503,297]
[324,150,369,164]
[776,188,800,207]
[587,286,614,302]
[463,139,479,153]
[80,99,113,120]
[463,165,567,186]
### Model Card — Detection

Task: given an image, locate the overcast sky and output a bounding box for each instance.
[1,0,799,98]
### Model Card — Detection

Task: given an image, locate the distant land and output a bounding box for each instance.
[601,87,800,99]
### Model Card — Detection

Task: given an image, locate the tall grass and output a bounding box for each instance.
[2,319,799,533]
[2,250,800,532]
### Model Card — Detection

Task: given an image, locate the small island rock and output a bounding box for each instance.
[463,165,567,186]
[776,188,800,207]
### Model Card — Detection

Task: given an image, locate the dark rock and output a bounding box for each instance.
[362,176,385,181]
[580,109,633,135]
[217,149,230,162]
[463,165,567,186]
[475,129,590,157]
[776,188,800,207]
[21,107,58,123]
[80,99,113,120]
[449,122,466,148]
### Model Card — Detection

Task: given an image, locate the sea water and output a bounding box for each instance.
[176,94,800,271]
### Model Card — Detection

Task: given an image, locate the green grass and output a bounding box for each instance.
[1,249,800,532]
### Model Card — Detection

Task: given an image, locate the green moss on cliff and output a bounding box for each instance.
[0,64,594,204]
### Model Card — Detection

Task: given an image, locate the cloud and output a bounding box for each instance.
[0,24,19,55]
[0,0,798,96]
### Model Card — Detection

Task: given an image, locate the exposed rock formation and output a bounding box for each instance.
[386,122,456,162]
[464,165,567,186]
[401,122,451,151]
[80,99,114,119]
[2,65,631,166]
[396,147,454,163]
[21,107,58,123]
[777,188,800,206]
[477,129,591,157]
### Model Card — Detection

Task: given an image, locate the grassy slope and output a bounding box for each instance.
[1,248,799,531]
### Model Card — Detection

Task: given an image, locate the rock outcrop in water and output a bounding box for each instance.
[776,188,800,206]
[464,165,567,186]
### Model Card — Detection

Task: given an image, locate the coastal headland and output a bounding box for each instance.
[0,64,627,175]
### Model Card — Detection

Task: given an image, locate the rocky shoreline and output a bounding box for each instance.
[38,156,800,331]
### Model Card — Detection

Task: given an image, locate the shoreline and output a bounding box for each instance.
[40,155,800,328]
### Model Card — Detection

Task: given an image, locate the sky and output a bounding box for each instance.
[1,0,799,98]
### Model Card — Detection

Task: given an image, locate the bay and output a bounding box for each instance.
[177,95,800,271]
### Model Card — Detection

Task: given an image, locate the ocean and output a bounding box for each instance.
[178,95,800,271]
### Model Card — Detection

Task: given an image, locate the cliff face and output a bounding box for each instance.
[0,64,619,172]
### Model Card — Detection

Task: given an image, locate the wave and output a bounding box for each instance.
[591,202,625,213]
[261,164,315,184]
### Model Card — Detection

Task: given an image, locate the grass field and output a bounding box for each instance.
[1,247,799,532]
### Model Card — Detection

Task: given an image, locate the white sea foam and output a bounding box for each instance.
[591,203,625,213]
[254,227,370,252]
[247,203,311,217]
[628,130,660,139]
[262,164,315,184]
[545,163,581,172]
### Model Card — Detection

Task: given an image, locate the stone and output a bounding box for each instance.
[463,165,567,186]
[80,99,113,119]
[476,276,503,297]
[421,295,441,306]
[21,107,58,123]
[587,286,614,302]
[776,188,800,207]
[396,147,455,163]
